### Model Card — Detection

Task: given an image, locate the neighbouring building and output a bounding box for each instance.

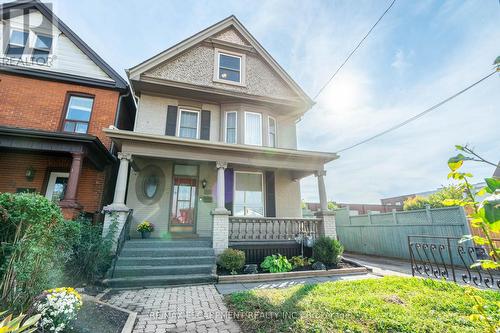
[0,0,135,220]
[101,16,338,287]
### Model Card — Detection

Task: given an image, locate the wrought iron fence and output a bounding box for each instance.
[408,235,500,290]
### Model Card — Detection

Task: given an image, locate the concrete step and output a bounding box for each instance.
[120,247,214,257]
[113,264,214,278]
[124,239,212,249]
[116,256,216,267]
[103,274,217,288]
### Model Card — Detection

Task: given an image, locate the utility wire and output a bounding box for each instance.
[312,0,397,101]
[336,70,498,153]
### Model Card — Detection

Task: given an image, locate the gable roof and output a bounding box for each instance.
[0,0,128,90]
[128,15,313,107]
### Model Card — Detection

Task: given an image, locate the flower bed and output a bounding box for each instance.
[218,259,370,283]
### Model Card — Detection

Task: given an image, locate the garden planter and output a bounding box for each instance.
[141,231,151,239]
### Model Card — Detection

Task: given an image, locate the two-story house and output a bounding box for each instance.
[0,0,135,220]
[102,16,338,287]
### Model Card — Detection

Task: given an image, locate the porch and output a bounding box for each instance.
[102,128,338,255]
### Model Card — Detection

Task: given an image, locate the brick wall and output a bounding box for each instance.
[0,73,120,148]
[0,151,111,214]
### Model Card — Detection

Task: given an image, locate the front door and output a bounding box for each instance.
[45,172,69,202]
[169,165,198,234]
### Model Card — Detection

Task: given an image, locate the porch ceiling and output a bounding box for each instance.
[104,129,338,178]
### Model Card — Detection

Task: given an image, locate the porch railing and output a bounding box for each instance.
[229,217,320,242]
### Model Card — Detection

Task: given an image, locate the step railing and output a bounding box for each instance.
[109,210,133,279]
[229,216,320,241]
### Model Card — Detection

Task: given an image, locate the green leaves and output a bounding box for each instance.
[485,178,500,193]
[260,254,292,273]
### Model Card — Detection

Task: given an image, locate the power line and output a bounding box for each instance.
[336,70,498,153]
[312,0,397,101]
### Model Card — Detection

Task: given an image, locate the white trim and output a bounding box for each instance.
[233,171,265,217]
[244,111,262,146]
[213,48,246,86]
[176,108,201,139]
[224,111,238,144]
[268,115,277,148]
[45,172,69,201]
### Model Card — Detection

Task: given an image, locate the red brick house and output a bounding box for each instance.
[0,0,135,219]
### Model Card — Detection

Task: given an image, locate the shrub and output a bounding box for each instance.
[290,256,314,269]
[260,254,292,273]
[0,193,79,311]
[428,185,464,208]
[65,216,116,283]
[36,287,82,332]
[403,196,429,211]
[312,236,344,266]
[218,249,245,274]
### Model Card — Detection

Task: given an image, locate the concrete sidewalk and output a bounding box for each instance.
[342,253,412,277]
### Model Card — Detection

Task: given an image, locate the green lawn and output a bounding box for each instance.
[225,276,500,333]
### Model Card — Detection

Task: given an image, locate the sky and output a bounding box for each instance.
[9,0,499,204]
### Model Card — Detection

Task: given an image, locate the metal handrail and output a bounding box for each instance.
[109,210,132,279]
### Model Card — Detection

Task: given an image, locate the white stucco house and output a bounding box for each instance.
[102,16,338,287]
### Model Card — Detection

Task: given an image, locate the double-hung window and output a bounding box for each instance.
[32,34,53,64]
[244,112,262,146]
[234,172,264,217]
[62,95,94,134]
[6,30,29,59]
[217,52,242,83]
[178,109,200,139]
[225,112,237,144]
[268,116,277,147]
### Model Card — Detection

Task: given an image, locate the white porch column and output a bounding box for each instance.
[102,152,133,252]
[216,161,227,210]
[112,152,132,208]
[316,170,328,212]
[314,169,337,239]
[212,161,230,255]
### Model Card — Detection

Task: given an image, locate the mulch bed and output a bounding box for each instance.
[217,259,358,276]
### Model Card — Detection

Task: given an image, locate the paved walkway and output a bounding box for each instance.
[103,285,241,333]
[215,272,379,295]
[343,253,412,277]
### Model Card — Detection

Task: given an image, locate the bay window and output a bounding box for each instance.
[268,116,276,147]
[234,172,264,217]
[244,112,262,146]
[225,111,237,144]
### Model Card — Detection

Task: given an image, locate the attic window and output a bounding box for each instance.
[6,30,29,59]
[214,49,245,85]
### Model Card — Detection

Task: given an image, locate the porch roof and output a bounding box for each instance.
[104,129,338,178]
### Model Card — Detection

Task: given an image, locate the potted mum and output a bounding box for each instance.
[137,221,154,238]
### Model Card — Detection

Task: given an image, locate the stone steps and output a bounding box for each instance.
[103,238,217,288]
[103,274,217,288]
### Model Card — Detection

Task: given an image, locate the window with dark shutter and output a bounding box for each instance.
[165,105,178,136]
[265,171,276,217]
[200,110,211,140]
[224,168,234,213]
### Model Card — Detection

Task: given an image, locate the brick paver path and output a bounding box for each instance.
[104,285,241,333]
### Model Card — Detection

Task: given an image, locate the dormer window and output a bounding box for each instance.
[214,49,245,85]
[6,30,29,59]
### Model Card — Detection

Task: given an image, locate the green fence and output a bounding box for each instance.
[336,206,471,259]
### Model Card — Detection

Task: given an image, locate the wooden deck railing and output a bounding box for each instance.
[229,217,320,241]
